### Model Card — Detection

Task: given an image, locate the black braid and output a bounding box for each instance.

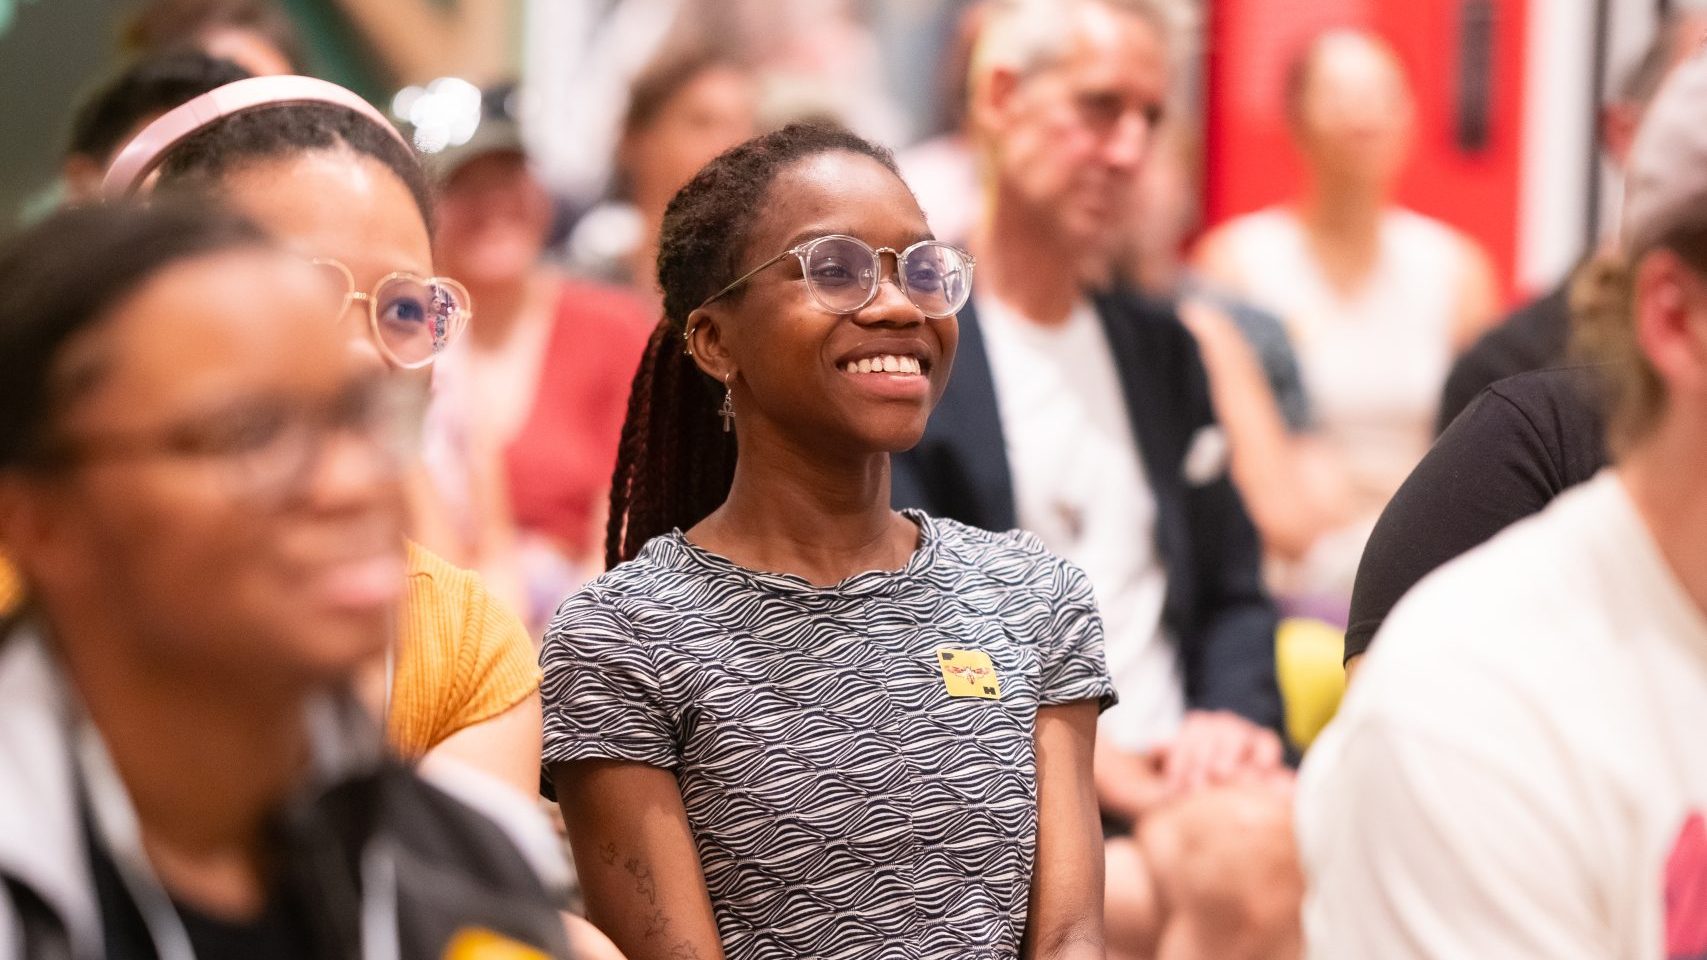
[604,121,899,568]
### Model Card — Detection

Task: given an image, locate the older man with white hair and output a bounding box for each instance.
[1298,49,1707,959]
[894,2,1301,958]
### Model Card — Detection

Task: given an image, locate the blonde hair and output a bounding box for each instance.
[1570,251,1668,457]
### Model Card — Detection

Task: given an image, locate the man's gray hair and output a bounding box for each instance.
[971,0,1183,84]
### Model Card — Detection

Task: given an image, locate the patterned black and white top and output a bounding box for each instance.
[540,511,1116,960]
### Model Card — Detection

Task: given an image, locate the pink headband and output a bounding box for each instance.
[102,75,413,197]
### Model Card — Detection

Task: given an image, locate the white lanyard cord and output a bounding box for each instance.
[72,714,402,960]
[73,721,196,960]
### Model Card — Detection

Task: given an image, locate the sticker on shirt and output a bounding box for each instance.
[442,928,551,960]
[938,648,1002,700]
[1667,811,1707,959]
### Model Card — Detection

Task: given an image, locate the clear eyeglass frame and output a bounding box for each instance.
[310,256,473,370]
[697,234,976,319]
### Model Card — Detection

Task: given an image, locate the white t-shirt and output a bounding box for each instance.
[977,295,1185,751]
[1297,471,1707,959]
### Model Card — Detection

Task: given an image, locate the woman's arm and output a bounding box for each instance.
[1025,701,1105,960]
[426,692,542,798]
[331,0,511,87]
[554,760,725,960]
[1178,300,1354,559]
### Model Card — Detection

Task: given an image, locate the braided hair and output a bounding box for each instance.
[605,122,900,568]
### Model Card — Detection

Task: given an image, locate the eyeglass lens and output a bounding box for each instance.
[803,236,971,318]
[231,380,418,505]
[307,261,466,368]
[374,276,465,367]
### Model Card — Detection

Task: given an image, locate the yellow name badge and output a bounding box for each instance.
[938,648,1002,700]
[442,929,550,960]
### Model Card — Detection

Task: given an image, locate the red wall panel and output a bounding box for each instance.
[1203,0,1528,300]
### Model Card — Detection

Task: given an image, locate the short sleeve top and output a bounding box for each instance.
[539,512,1116,960]
[1343,366,1607,661]
[388,541,541,758]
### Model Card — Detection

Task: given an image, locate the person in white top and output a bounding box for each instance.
[1297,50,1707,959]
[1195,29,1499,613]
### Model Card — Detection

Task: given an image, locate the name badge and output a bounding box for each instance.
[443,929,550,960]
[938,648,1002,700]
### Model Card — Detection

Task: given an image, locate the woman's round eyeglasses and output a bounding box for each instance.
[308,257,471,369]
[699,235,975,319]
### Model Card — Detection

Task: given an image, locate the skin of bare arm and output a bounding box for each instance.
[554,760,726,960]
[1450,239,1502,353]
[1177,299,1356,559]
[331,0,511,87]
[426,691,542,798]
[1024,701,1106,960]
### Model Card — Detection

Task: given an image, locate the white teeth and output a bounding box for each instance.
[843,354,926,375]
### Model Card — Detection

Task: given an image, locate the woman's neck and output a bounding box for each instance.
[691,427,913,586]
[1297,176,1385,246]
[1296,177,1388,295]
[62,638,311,917]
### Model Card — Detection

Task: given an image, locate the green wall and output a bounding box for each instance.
[0,0,122,225]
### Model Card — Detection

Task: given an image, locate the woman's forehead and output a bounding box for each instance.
[749,152,928,250]
[215,152,434,278]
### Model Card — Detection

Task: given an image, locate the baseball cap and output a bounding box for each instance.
[1623,50,1707,253]
[421,83,527,186]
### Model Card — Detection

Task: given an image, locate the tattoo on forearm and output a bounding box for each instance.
[611,848,704,958]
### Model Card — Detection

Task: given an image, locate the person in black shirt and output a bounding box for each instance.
[1436,286,1572,434]
[1345,365,1607,667]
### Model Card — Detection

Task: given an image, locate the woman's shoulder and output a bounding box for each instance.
[921,515,1093,598]
[544,537,700,633]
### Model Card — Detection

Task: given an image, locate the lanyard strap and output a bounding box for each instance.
[73,720,196,960]
[70,712,402,960]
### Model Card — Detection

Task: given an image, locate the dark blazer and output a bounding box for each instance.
[893,292,1283,733]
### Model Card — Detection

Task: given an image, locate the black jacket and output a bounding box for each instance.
[893,292,1283,733]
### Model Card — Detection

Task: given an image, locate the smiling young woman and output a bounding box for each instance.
[541,122,1116,960]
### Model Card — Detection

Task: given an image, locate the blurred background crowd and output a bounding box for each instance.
[4,0,1695,640]
[3,0,1707,956]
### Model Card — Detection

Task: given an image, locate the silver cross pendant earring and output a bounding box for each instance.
[719,373,735,432]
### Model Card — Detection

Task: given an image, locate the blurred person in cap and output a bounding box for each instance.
[121,0,303,78]
[0,199,570,960]
[429,87,654,628]
[565,48,757,303]
[1195,30,1500,618]
[1299,48,1707,958]
[61,50,251,204]
[892,1,1300,957]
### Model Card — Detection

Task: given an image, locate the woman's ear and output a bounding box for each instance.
[684,306,736,383]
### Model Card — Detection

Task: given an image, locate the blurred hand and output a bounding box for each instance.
[1153,710,1286,797]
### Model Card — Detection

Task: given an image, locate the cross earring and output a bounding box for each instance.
[719,373,735,432]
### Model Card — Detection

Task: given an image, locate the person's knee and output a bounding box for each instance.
[1104,836,1162,960]
[1137,787,1302,937]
